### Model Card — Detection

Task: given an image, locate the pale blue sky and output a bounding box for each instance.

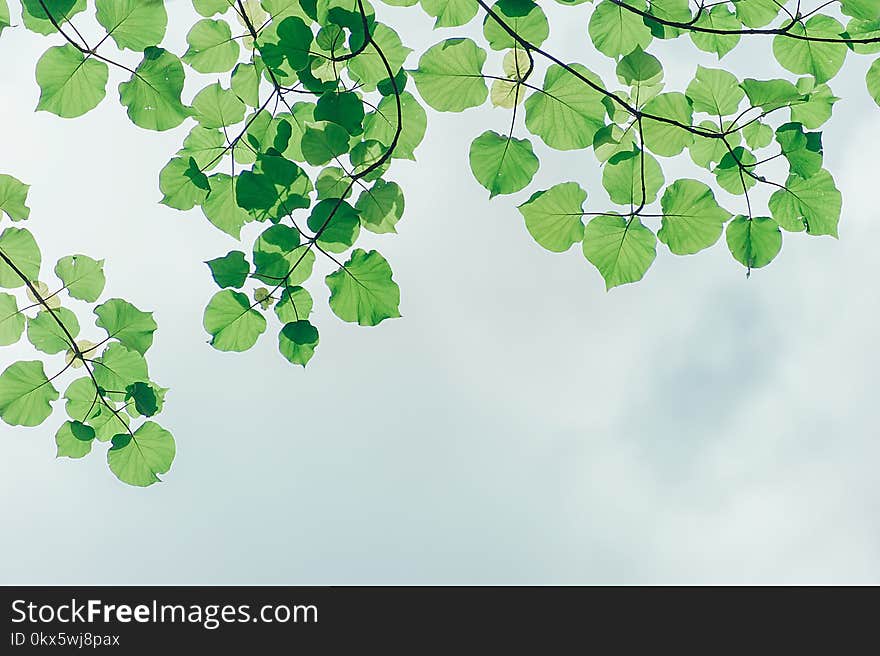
[1,2,878,583]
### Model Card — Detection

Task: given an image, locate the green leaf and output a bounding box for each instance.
[35,44,108,118]
[306,198,361,253]
[714,147,757,195]
[27,308,79,355]
[326,249,401,326]
[641,92,694,156]
[524,63,606,151]
[192,82,246,128]
[0,361,58,427]
[206,251,249,288]
[275,286,313,323]
[252,224,314,286]
[773,16,848,83]
[420,0,479,28]
[0,1,9,35]
[602,149,664,206]
[301,122,351,165]
[518,182,586,253]
[0,228,41,288]
[159,157,210,211]
[119,48,190,131]
[483,0,549,50]
[203,289,267,352]
[867,57,880,107]
[768,169,841,236]
[741,78,803,110]
[725,216,782,269]
[658,179,731,255]
[355,179,405,234]
[93,343,149,399]
[0,293,25,346]
[55,420,94,459]
[183,18,240,73]
[54,254,105,302]
[278,320,319,366]
[20,0,86,36]
[0,174,31,221]
[588,0,652,58]
[363,91,427,160]
[411,38,488,112]
[315,91,365,135]
[125,381,159,417]
[107,421,175,487]
[685,66,744,116]
[582,215,657,290]
[94,298,157,355]
[690,5,741,58]
[95,0,167,51]
[469,131,539,197]
[203,173,250,238]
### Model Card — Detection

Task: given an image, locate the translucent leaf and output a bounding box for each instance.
[119,48,190,131]
[582,216,657,290]
[278,320,319,366]
[0,361,58,427]
[94,298,157,355]
[35,44,108,118]
[326,249,401,326]
[95,0,167,51]
[658,179,731,255]
[518,182,587,253]
[183,19,240,73]
[54,254,105,302]
[726,216,782,269]
[0,174,31,221]
[27,308,79,355]
[107,422,175,487]
[469,131,539,197]
[203,289,267,351]
[0,228,41,288]
[206,251,249,288]
[0,292,25,346]
[411,38,488,112]
[55,420,94,459]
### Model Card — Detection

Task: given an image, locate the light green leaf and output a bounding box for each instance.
[773,16,848,83]
[119,48,190,131]
[0,228,41,288]
[0,361,58,427]
[524,63,606,151]
[95,0,167,51]
[54,254,105,302]
[0,174,30,221]
[326,249,401,326]
[588,0,653,58]
[768,169,841,236]
[658,179,731,255]
[469,131,539,197]
[0,293,25,346]
[518,182,586,253]
[35,44,108,118]
[94,298,157,355]
[183,18,240,73]
[56,420,94,459]
[582,215,657,290]
[726,216,782,269]
[203,289,267,351]
[278,320,319,366]
[27,308,79,355]
[411,38,488,112]
[107,422,175,487]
